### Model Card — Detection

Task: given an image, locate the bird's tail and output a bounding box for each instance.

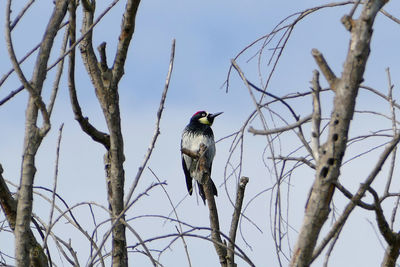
[198,179,218,204]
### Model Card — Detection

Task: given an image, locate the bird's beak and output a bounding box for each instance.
[209,112,223,119]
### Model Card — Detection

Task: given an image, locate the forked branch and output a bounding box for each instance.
[182,144,227,266]
[182,145,250,267]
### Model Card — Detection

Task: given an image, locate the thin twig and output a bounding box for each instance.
[368,187,396,244]
[47,0,121,71]
[227,176,249,266]
[248,115,312,136]
[5,0,51,131]
[0,21,69,106]
[311,70,321,161]
[311,133,400,263]
[10,0,35,30]
[200,145,228,266]
[123,222,157,267]
[48,26,69,117]
[0,86,24,106]
[183,143,228,265]
[67,2,110,149]
[384,68,397,196]
[311,48,338,91]
[148,167,192,267]
[43,124,64,250]
[380,9,400,24]
[0,44,39,87]
[88,183,165,266]
[322,225,343,267]
[271,156,316,169]
[126,227,255,267]
[125,38,175,206]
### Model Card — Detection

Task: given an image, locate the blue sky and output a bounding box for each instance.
[1,0,400,266]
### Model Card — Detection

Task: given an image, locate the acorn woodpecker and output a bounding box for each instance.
[181,111,223,203]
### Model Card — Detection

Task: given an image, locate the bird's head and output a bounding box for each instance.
[190,111,223,126]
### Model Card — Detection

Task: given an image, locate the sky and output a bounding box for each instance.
[1,0,400,266]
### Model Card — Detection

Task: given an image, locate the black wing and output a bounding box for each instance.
[197,178,218,205]
[209,163,217,196]
[198,162,218,204]
[198,182,206,204]
[181,156,193,195]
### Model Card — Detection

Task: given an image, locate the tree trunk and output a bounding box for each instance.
[290,1,388,266]
[11,0,69,265]
[104,98,128,267]
[382,243,400,267]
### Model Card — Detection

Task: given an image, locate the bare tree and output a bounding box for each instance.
[1,0,250,265]
[289,2,388,266]
[68,0,141,265]
[1,0,151,266]
[2,0,400,266]
[5,0,69,265]
[226,0,400,266]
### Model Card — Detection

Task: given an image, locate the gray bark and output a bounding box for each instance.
[290,1,388,266]
[6,0,69,265]
[78,1,141,266]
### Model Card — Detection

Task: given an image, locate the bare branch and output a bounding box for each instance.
[123,222,157,267]
[0,164,17,230]
[47,1,119,72]
[5,0,51,132]
[367,186,400,267]
[112,0,141,84]
[248,115,312,136]
[311,49,338,91]
[384,68,397,196]
[126,225,255,266]
[47,26,69,117]
[0,21,68,107]
[361,85,400,110]
[181,148,199,159]
[67,2,110,150]
[81,0,94,12]
[182,143,229,265]
[9,0,35,30]
[80,0,105,100]
[0,43,39,88]
[224,2,355,93]
[203,166,228,266]
[227,176,249,266]
[380,9,400,24]
[8,0,69,265]
[322,225,343,267]
[97,42,109,72]
[311,132,400,263]
[52,235,80,266]
[311,70,322,160]
[231,59,265,124]
[348,0,362,18]
[271,156,316,169]
[291,2,389,266]
[369,187,396,244]
[0,85,24,106]
[148,167,192,267]
[43,124,64,250]
[87,182,165,266]
[125,39,175,205]
[333,181,374,210]
[0,164,48,266]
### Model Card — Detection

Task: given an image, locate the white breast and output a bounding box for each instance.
[181,132,215,184]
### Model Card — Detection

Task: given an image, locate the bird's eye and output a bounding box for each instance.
[202,113,206,117]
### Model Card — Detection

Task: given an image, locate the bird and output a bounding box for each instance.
[181,111,223,203]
